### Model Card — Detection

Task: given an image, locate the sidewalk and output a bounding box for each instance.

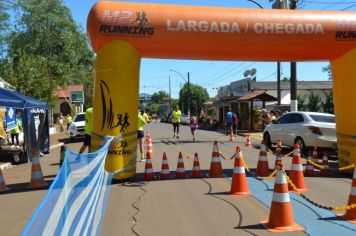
[237,131,263,142]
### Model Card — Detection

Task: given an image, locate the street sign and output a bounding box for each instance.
[70,91,84,103]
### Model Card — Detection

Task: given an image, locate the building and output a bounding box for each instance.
[214,78,333,130]
[54,85,84,117]
[139,93,152,109]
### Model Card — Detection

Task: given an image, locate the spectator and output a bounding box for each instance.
[226,108,233,135]
[65,114,72,130]
[11,118,22,149]
[232,114,238,135]
[79,107,92,153]
[270,110,277,123]
[58,113,64,132]
[261,109,271,129]
[172,105,182,139]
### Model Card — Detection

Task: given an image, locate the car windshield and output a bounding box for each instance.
[74,114,85,122]
[309,115,335,123]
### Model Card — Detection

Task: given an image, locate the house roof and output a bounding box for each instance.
[56,85,84,98]
[250,81,332,91]
[238,92,277,102]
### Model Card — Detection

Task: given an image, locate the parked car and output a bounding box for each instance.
[263,112,337,154]
[68,113,85,141]
[181,115,189,125]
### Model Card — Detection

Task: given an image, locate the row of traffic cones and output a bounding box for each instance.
[0,153,47,192]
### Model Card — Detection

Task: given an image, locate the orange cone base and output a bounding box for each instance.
[209,173,224,178]
[28,182,47,189]
[260,220,304,232]
[336,213,356,224]
[176,174,186,179]
[229,190,252,196]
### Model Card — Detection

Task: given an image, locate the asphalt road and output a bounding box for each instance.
[0,122,355,236]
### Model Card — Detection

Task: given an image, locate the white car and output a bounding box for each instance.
[181,115,189,125]
[68,113,85,141]
[263,112,337,153]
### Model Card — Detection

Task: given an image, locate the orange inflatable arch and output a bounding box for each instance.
[87,1,356,178]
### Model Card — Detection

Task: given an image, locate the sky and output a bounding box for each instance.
[63,0,356,99]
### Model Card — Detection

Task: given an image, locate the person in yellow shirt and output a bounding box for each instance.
[138,108,147,161]
[65,114,72,131]
[171,105,182,139]
[11,118,22,149]
[79,107,92,153]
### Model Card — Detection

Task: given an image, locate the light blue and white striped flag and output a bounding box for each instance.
[22,137,114,236]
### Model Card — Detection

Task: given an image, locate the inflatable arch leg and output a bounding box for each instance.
[91,40,141,179]
[332,48,356,170]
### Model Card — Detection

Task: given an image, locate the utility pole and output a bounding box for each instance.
[169,76,172,113]
[289,0,298,111]
[187,72,191,118]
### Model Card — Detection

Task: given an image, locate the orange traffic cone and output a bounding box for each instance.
[245,135,252,147]
[191,153,202,178]
[28,155,47,188]
[289,144,308,192]
[256,140,269,177]
[176,152,186,179]
[261,163,304,232]
[337,167,356,223]
[230,146,251,195]
[274,141,283,170]
[320,151,330,176]
[304,151,314,176]
[0,168,9,192]
[160,152,170,180]
[146,132,153,157]
[312,146,318,164]
[209,141,224,177]
[229,130,235,142]
[144,152,154,181]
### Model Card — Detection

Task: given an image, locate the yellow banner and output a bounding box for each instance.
[0,107,6,139]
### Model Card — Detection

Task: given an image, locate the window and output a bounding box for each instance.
[276,113,304,124]
[309,115,335,123]
[74,114,85,122]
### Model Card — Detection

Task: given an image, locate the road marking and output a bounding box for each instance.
[50,143,64,150]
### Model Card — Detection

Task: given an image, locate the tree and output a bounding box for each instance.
[307,91,321,112]
[179,83,209,115]
[147,103,160,114]
[151,90,169,104]
[322,91,334,114]
[4,0,94,107]
[282,76,290,81]
[322,65,333,81]
[0,1,10,60]
[296,92,306,111]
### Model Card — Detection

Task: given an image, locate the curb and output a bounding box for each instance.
[50,142,64,150]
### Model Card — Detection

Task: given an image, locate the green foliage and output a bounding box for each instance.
[151,90,169,104]
[0,2,10,59]
[322,91,334,114]
[307,91,321,112]
[147,103,160,113]
[1,0,94,108]
[297,92,306,111]
[252,107,260,123]
[322,64,333,81]
[207,107,216,116]
[179,83,209,115]
[282,76,290,81]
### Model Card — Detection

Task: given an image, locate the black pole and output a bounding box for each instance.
[187,72,191,118]
[169,76,172,113]
[290,0,298,111]
[277,62,281,105]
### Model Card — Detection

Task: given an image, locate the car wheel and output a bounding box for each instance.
[294,137,306,155]
[264,132,272,149]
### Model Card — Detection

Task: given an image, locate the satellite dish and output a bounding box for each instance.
[250,68,257,76]
[243,70,250,77]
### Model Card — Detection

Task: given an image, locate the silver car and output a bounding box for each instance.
[263,112,336,153]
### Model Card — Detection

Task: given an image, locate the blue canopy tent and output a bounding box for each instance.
[0,87,50,162]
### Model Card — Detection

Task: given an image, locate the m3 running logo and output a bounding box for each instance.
[335,20,356,41]
[99,10,154,37]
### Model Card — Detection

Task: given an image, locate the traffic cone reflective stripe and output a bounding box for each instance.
[146,132,153,157]
[256,141,269,177]
[261,163,304,232]
[0,168,9,192]
[289,144,308,192]
[312,146,318,163]
[29,156,46,188]
[229,130,235,142]
[209,141,223,177]
[230,146,251,195]
[245,135,252,147]
[192,153,202,178]
[321,151,330,176]
[305,151,314,176]
[144,152,154,181]
[274,141,283,170]
[338,167,356,223]
[160,152,170,180]
[176,152,186,178]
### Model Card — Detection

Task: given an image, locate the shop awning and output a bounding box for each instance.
[238,92,277,102]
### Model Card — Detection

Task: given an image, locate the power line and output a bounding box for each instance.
[341,3,356,10]
[302,1,356,4]
[202,62,248,86]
